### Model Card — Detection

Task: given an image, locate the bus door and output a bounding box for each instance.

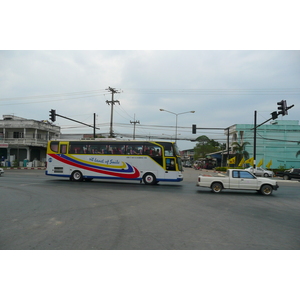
[165,157,176,171]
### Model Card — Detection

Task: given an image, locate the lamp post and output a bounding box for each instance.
[159,109,195,144]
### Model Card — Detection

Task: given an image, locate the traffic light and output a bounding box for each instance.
[283,100,288,115]
[277,100,287,116]
[271,111,278,120]
[49,109,56,122]
[192,124,197,134]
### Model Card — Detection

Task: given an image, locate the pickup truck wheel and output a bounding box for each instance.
[211,182,223,193]
[283,175,290,180]
[260,184,273,196]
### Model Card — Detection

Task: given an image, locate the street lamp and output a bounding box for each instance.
[159,109,195,144]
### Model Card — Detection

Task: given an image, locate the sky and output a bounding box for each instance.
[1,50,299,151]
[1,1,299,153]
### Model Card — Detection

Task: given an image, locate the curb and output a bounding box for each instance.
[3,167,46,170]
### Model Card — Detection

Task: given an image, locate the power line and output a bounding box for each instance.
[123,88,300,95]
[256,133,300,143]
[2,88,299,104]
[0,89,108,101]
[0,93,106,106]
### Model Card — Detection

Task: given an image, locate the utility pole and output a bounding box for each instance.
[93,113,96,138]
[130,114,140,140]
[106,86,120,138]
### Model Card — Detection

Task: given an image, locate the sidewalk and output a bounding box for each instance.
[2,167,46,170]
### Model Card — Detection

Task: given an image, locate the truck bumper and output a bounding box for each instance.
[273,184,279,190]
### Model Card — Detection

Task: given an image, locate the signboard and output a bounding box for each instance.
[0,143,9,148]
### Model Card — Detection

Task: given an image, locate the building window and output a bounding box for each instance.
[13,132,24,138]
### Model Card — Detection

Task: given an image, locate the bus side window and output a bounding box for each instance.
[60,144,67,154]
[50,141,59,152]
[69,144,83,154]
[149,146,161,157]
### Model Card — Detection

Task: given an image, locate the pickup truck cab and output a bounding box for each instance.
[197,169,279,195]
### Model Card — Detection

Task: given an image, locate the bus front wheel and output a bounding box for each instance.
[143,173,157,185]
[71,170,83,182]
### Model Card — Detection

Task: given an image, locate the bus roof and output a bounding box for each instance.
[49,139,175,144]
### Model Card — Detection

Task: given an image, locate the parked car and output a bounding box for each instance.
[0,168,4,176]
[276,168,300,180]
[245,167,273,177]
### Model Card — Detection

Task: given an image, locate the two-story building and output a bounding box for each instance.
[0,115,60,167]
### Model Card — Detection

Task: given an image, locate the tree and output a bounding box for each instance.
[231,141,250,166]
[193,135,222,160]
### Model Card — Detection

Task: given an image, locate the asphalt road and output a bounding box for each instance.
[1,168,299,250]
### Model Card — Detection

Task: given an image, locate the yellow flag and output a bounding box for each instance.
[266,160,272,168]
[228,157,236,164]
[257,158,264,167]
[245,157,254,165]
[238,157,245,167]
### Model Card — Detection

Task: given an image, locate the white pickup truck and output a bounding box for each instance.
[197,169,279,195]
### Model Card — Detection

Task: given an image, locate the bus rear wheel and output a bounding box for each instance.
[143,173,157,185]
[71,170,83,182]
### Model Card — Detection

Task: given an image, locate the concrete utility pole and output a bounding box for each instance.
[106,87,120,138]
[130,114,140,140]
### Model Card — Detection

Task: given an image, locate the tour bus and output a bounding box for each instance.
[46,139,183,184]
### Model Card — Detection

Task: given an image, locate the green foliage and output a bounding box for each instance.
[215,166,244,172]
[230,141,250,166]
[215,167,228,172]
[277,165,286,171]
[193,135,222,160]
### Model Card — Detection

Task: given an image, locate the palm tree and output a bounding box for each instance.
[231,141,250,166]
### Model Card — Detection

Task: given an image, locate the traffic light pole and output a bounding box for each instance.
[49,110,100,138]
[55,113,100,130]
[252,102,294,168]
[253,110,257,168]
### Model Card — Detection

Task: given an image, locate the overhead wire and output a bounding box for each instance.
[1,88,299,105]
[0,89,108,101]
[2,87,298,143]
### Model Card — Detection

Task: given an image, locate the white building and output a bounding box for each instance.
[0,115,60,167]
